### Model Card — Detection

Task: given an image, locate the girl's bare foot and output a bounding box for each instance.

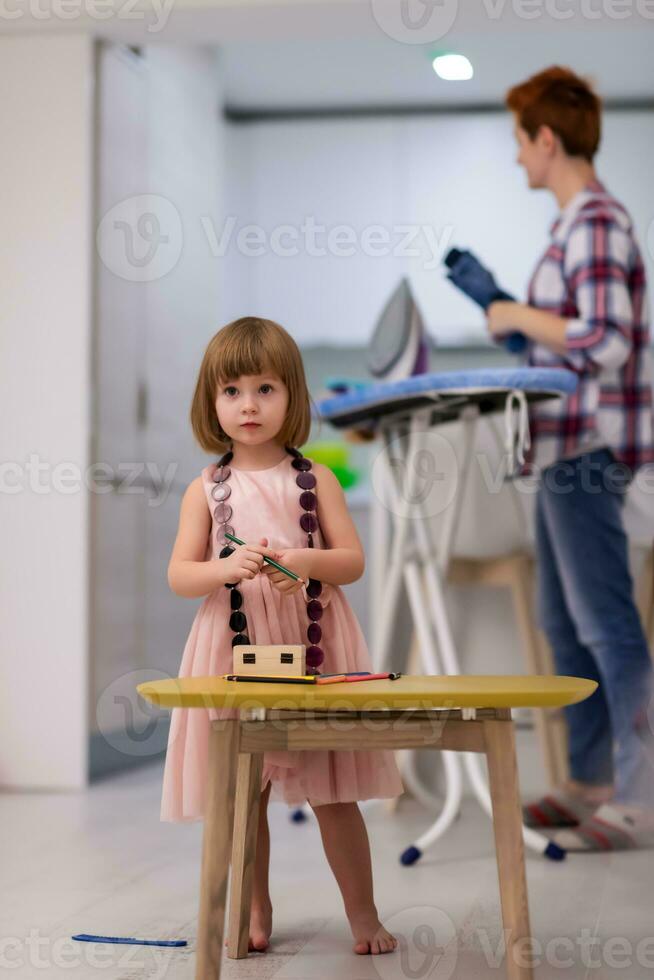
[224,899,273,952]
[347,908,398,955]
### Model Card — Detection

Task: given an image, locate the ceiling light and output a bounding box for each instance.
[432,54,473,82]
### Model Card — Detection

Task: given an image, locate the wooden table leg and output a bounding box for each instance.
[195,719,240,980]
[227,750,264,959]
[483,713,533,980]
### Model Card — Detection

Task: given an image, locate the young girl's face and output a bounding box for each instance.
[215,372,289,447]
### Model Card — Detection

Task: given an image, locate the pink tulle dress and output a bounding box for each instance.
[160,453,404,821]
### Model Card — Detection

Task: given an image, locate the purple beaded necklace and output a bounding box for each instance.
[211,445,325,675]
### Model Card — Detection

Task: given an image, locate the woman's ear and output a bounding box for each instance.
[537,124,558,156]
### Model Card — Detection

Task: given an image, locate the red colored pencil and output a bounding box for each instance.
[316,672,401,685]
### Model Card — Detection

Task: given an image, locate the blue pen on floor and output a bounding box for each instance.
[72,934,187,948]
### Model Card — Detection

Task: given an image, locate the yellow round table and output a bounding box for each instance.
[138,673,596,980]
[137,672,594,711]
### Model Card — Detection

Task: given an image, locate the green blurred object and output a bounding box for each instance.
[301,441,360,490]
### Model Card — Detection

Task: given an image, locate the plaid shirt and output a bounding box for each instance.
[521,178,654,476]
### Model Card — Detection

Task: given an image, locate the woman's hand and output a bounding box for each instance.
[261,548,313,596]
[487,301,570,354]
[486,300,525,336]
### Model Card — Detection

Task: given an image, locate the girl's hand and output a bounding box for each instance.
[261,548,313,596]
[220,537,277,585]
[486,300,524,336]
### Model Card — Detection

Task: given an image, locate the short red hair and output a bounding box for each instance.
[506,66,601,162]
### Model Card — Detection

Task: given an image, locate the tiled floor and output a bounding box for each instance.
[3,758,653,979]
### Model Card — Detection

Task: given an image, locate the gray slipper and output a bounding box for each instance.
[553,803,654,852]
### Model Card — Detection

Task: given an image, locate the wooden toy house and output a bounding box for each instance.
[233,644,307,677]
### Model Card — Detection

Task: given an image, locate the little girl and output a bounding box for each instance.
[160,316,404,957]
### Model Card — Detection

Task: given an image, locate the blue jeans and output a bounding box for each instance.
[535,449,654,806]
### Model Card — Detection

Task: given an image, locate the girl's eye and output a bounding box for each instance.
[222,383,273,396]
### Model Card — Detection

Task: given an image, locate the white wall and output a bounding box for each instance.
[142,46,227,688]
[222,110,654,346]
[85,42,228,777]
[87,44,226,777]
[145,46,226,484]
[0,35,94,788]
[0,38,226,788]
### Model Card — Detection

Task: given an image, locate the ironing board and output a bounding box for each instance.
[316,367,578,860]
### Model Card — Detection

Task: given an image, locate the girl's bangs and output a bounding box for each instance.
[213,332,289,388]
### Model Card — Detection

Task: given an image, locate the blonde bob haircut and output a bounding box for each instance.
[190,316,315,456]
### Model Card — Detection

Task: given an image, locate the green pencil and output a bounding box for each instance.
[224,531,301,582]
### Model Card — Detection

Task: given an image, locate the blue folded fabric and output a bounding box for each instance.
[444,248,527,355]
[323,377,374,394]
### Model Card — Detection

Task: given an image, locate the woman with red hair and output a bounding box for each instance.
[489,66,654,851]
